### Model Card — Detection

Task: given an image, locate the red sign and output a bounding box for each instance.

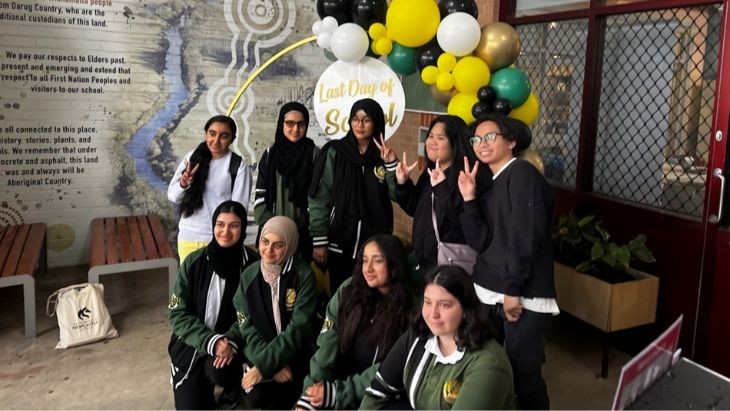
[611,315,683,410]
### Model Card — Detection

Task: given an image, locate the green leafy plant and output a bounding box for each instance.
[553,212,656,275]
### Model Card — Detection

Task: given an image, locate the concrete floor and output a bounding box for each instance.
[0,265,629,409]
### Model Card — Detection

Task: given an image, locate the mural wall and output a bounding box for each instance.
[0,0,329,266]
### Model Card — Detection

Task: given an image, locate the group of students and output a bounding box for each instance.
[165,97,556,410]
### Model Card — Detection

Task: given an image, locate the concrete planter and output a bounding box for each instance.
[554,261,659,332]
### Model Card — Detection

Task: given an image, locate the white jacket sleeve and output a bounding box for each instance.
[231,157,252,213]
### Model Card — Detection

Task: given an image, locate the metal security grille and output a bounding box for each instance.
[594,5,720,216]
[517,20,588,188]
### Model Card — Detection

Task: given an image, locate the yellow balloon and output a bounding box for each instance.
[436,72,455,92]
[374,37,393,55]
[475,22,521,72]
[453,56,491,94]
[430,85,455,107]
[509,92,540,125]
[520,148,545,174]
[421,65,439,84]
[447,93,479,124]
[386,0,440,48]
[437,53,457,72]
[369,23,387,40]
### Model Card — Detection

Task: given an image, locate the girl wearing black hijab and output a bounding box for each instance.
[308,98,398,292]
[254,102,318,260]
[167,200,258,410]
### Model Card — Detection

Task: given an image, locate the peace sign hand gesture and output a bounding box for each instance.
[395,151,418,184]
[179,160,200,189]
[427,158,446,187]
[373,133,397,163]
[457,156,479,201]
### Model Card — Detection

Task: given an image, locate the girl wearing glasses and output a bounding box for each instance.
[392,114,480,273]
[308,98,398,292]
[457,114,557,409]
[168,115,253,262]
[254,102,318,260]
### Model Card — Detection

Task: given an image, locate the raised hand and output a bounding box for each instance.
[395,151,418,184]
[179,160,200,189]
[427,158,446,187]
[372,133,397,163]
[457,156,479,201]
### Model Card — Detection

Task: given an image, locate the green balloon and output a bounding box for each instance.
[489,67,530,107]
[387,42,417,75]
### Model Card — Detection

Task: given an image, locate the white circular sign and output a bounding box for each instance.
[313,56,405,140]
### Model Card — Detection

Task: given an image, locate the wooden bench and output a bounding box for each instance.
[88,215,178,295]
[0,223,47,338]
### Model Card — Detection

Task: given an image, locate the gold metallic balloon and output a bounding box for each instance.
[430,84,456,107]
[520,148,545,175]
[475,22,521,72]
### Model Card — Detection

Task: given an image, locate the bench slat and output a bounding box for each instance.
[89,218,106,268]
[148,215,175,258]
[104,217,119,265]
[0,225,17,274]
[15,224,46,276]
[2,224,30,277]
[137,216,160,260]
[126,217,146,261]
[117,217,134,263]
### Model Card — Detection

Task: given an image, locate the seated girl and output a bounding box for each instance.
[360,265,516,410]
[296,234,416,409]
[167,200,258,410]
[229,215,319,409]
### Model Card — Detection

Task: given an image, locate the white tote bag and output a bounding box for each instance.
[46,283,118,349]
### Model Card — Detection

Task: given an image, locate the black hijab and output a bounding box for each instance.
[264,102,315,209]
[310,98,393,241]
[206,200,246,280]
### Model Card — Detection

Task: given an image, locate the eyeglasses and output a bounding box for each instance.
[350,116,373,126]
[469,132,502,146]
[284,120,307,128]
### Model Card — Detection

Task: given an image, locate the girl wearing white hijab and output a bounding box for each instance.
[229,216,319,409]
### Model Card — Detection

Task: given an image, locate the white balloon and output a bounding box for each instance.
[312,20,323,35]
[330,23,369,63]
[317,32,332,49]
[437,12,481,57]
[322,16,339,34]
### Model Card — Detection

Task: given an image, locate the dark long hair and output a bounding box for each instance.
[338,234,414,355]
[425,114,475,185]
[179,116,237,217]
[413,265,493,351]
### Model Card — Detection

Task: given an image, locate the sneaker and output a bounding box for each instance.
[217,387,242,410]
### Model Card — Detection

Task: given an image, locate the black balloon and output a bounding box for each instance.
[351,0,386,29]
[471,102,492,119]
[493,98,513,115]
[416,39,444,72]
[317,0,353,24]
[438,0,479,19]
[477,86,497,104]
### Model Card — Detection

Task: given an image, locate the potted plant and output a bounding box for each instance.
[552,213,659,333]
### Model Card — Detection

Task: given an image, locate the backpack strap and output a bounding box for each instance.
[229,152,242,191]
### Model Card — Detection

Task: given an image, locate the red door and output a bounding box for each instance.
[503,0,730,373]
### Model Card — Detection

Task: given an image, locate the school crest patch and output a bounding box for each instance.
[168,294,180,310]
[374,165,386,181]
[442,378,462,405]
[236,310,247,326]
[286,288,297,310]
[320,317,333,334]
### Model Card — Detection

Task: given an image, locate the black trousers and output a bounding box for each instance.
[173,354,243,410]
[488,304,551,410]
